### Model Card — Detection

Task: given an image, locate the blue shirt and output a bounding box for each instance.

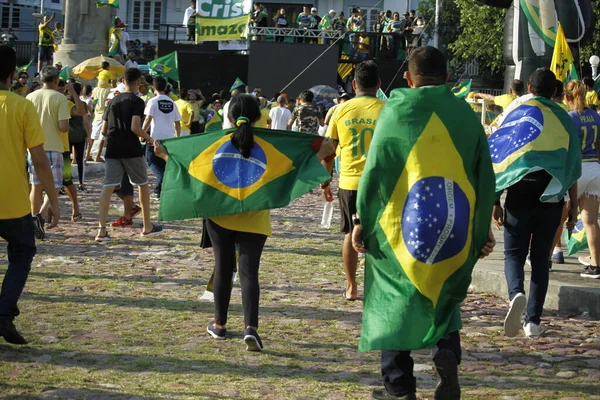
[570,108,600,162]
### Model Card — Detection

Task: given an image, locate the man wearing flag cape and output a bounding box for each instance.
[491,68,581,340]
[351,46,496,400]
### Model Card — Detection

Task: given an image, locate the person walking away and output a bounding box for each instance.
[269,95,292,130]
[183,1,197,41]
[492,69,581,339]
[0,45,60,345]
[26,66,70,240]
[287,90,323,134]
[274,8,288,42]
[69,83,92,192]
[86,84,111,162]
[351,46,497,400]
[322,61,385,300]
[175,88,193,137]
[96,68,163,241]
[564,80,600,278]
[142,76,181,199]
[153,94,335,351]
[37,13,56,74]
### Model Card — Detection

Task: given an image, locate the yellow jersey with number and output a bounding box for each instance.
[326,96,385,191]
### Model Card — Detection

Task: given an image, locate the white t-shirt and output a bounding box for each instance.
[222,100,233,129]
[144,94,181,140]
[120,30,130,55]
[125,60,139,69]
[269,106,292,130]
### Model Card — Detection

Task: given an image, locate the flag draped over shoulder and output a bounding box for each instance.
[96,0,119,7]
[159,129,331,221]
[357,86,496,352]
[489,96,581,202]
[550,23,578,83]
[205,110,223,132]
[149,51,179,82]
[451,79,471,98]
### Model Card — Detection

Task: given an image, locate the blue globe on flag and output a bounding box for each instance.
[489,104,544,163]
[212,141,267,189]
[401,176,470,264]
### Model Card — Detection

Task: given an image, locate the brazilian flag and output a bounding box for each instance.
[205,110,223,133]
[563,216,588,256]
[230,77,246,93]
[96,0,119,7]
[451,79,471,98]
[107,27,121,57]
[159,129,331,221]
[149,51,179,82]
[357,85,496,351]
[489,97,581,201]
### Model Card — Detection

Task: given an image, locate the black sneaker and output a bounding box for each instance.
[433,349,460,400]
[243,327,263,352]
[78,185,87,193]
[0,319,28,345]
[59,187,66,196]
[581,266,600,279]
[33,213,45,240]
[206,320,226,340]
[371,390,416,400]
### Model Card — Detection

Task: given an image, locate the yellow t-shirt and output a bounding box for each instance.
[326,96,386,190]
[254,108,270,129]
[175,99,193,131]
[92,86,111,122]
[190,101,201,122]
[586,90,599,107]
[26,89,71,153]
[210,211,272,236]
[494,94,517,111]
[39,24,53,47]
[97,69,115,87]
[61,101,75,151]
[0,90,45,219]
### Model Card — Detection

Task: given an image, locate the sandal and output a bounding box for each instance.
[72,213,83,222]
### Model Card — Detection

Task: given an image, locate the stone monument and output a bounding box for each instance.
[53,0,115,70]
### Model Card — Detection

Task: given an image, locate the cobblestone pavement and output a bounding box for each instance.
[0,175,598,399]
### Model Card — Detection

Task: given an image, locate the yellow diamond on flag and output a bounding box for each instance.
[188,135,295,201]
[378,113,476,307]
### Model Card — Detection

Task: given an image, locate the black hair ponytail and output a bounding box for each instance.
[228,94,261,158]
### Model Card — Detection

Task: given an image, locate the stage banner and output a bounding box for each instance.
[195,0,252,42]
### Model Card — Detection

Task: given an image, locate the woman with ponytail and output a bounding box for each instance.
[564,80,600,279]
[154,94,335,351]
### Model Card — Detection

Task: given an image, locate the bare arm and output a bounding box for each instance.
[287,116,296,130]
[142,115,152,133]
[132,115,154,143]
[29,145,60,228]
[473,93,495,102]
[175,121,181,138]
[58,119,69,133]
[41,13,56,29]
[83,113,92,140]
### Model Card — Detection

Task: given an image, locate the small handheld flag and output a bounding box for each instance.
[451,80,472,98]
[17,59,33,72]
[96,0,119,7]
[564,216,588,255]
[230,77,246,93]
[148,51,179,82]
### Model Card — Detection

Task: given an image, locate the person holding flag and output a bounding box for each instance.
[319,9,336,44]
[296,6,316,43]
[491,68,581,339]
[37,13,56,74]
[350,46,496,400]
[564,80,600,279]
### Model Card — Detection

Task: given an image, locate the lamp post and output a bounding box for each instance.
[590,55,600,80]
[433,0,441,49]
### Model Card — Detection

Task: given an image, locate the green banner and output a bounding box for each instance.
[195,0,252,42]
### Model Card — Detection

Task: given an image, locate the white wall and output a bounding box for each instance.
[383,0,419,13]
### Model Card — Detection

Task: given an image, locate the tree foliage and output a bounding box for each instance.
[580,0,600,68]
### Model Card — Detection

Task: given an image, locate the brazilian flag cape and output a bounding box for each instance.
[489,96,581,201]
[159,129,330,221]
[205,110,223,133]
[357,85,496,351]
[108,27,121,57]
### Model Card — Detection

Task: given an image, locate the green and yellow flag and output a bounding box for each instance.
[520,0,557,47]
[158,129,331,221]
[205,110,223,132]
[550,23,579,83]
[563,216,588,256]
[230,77,246,92]
[337,53,353,80]
[357,86,496,351]
[149,51,179,82]
[18,60,33,72]
[451,79,471,98]
[96,0,119,7]
[489,97,581,202]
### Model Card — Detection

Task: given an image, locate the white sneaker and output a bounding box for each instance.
[523,321,544,338]
[504,292,527,337]
[579,255,592,266]
[199,291,214,302]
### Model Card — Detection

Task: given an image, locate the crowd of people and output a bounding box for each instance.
[2,35,600,400]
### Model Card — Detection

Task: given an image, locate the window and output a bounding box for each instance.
[131,0,162,31]
[0,5,21,29]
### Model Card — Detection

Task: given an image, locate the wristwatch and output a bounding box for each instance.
[352,214,361,226]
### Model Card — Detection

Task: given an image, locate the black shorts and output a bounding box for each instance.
[338,189,357,234]
[39,46,53,62]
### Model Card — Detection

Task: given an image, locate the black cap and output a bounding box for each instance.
[529,67,556,98]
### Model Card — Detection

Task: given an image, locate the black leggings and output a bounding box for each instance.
[205,219,267,328]
[70,141,86,185]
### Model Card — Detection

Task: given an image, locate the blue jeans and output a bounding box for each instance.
[503,205,563,324]
[381,331,461,396]
[0,214,37,321]
[145,144,166,196]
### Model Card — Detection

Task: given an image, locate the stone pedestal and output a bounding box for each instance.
[52,0,114,73]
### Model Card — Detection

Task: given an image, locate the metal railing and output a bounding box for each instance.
[250,26,344,40]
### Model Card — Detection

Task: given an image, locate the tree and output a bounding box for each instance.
[416,0,462,56]
[580,0,600,69]
[447,0,506,72]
